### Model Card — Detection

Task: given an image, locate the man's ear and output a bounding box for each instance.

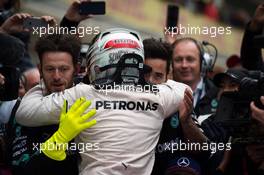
[37,64,43,78]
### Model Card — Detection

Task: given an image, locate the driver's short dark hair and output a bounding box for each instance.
[143,38,172,74]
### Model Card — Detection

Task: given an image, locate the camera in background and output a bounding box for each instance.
[214,70,264,144]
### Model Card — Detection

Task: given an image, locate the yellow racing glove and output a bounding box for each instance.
[41,97,96,161]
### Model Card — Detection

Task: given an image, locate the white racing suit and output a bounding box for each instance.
[15,80,190,175]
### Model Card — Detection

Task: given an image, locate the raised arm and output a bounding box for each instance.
[60,0,92,29]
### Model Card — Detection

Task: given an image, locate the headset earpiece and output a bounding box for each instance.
[193,39,216,77]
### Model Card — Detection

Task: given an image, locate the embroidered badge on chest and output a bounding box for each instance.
[170,112,179,128]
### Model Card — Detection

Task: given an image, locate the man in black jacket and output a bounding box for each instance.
[143,38,208,175]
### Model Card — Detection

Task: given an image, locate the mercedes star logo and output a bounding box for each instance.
[177,157,190,167]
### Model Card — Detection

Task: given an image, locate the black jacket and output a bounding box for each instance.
[194,78,219,116]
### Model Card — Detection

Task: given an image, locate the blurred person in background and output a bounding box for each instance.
[0,16,55,172]
[0,12,56,73]
[240,3,264,71]
[226,54,242,69]
[0,0,36,74]
[0,68,40,124]
[206,65,225,80]
[0,32,24,175]
[19,68,40,94]
[0,0,20,25]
